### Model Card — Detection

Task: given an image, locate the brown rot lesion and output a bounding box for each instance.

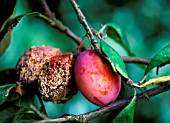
[16,46,78,104]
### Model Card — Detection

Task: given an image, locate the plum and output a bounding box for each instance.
[16,46,78,103]
[74,49,121,106]
[16,45,62,84]
[39,53,78,103]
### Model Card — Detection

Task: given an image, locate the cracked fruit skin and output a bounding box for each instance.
[74,50,121,106]
[16,46,78,104]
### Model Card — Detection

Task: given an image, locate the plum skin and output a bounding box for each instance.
[74,49,121,106]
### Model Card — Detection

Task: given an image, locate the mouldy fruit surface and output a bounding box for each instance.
[16,46,77,103]
[16,46,62,84]
[74,49,121,106]
[39,53,78,103]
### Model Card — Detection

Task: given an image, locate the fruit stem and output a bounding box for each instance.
[36,93,48,117]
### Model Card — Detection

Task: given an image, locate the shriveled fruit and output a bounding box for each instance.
[74,49,121,106]
[16,46,77,103]
[16,45,61,84]
[39,53,78,103]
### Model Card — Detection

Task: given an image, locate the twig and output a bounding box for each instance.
[39,0,151,66]
[122,56,150,65]
[39,0,89,50]
[35,84,170,123]
[69,0,101,53]
[30,104,47,119]
[40,0,57,22]
[36,117,69,123]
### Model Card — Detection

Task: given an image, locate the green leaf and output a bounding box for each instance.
[100,39,128,79]
[112,94,136,123]
[0,14,23,56]
[0,15,24,42]
[14,108,42,122]
[0,12,66,56]
[0,31,12,56]
[141,76,170,87]
[144,43,170,75]
[0,12,41,42]
[0,106,19,122]
[105,23,135,56]
[0,12,42,56]
[0,84,18,105]
[0,0,16,28]
[0,106,42,122]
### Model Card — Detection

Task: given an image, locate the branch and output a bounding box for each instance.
[36,84,170,123]
[40,0,57,22]
[122,56,150,65]
[38,0,151,66]
[0,1,168,123]
[69,0,101,53]
[39,0,89,50]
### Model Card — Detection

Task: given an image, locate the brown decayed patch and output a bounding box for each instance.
[39,53,78,103]
[16,46,61,84]
[16,46,78,104]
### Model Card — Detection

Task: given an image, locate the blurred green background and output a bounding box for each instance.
[0,0,170,122]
